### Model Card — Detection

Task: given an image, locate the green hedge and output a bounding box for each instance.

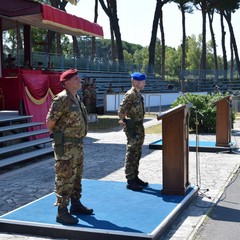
[171,93,235,133]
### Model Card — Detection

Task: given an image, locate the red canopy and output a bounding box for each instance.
[0,0,103,38]
[41,4,103,38]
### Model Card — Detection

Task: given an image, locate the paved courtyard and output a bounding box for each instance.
[0,115,239,240]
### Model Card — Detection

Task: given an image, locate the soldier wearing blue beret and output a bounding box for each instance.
[130,72,146,81]
[118,72,148,191]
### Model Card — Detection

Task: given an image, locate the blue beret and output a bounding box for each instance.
[131,72,146,81]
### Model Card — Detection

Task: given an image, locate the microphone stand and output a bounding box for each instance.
[180,92,211,199]
[194,107,211,199]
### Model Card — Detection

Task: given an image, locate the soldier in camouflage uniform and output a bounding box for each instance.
[46,69,93,225]
[118,72,149,191]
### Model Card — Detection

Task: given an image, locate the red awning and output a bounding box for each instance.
[0,0,103,38]
[41,4,103,38]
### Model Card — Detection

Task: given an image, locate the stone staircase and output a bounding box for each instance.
[0,111,53,169]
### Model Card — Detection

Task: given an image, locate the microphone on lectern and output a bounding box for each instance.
[213,84,221,93]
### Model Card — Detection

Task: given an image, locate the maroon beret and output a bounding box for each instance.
[60,68,78,82]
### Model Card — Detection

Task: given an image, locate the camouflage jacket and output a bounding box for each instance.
[118,87,145,121]
[46,89,88,138]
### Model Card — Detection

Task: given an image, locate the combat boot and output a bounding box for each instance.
[70,199,94,215]
[126,179,143,191]
[135,176,148,187]
[56,207,79,225]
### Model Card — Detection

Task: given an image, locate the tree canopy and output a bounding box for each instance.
[2,0,240,80]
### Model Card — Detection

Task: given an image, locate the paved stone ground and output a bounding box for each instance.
[0,115,239,240]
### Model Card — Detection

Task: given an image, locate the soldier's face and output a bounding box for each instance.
[67,75,81,90]
[72,75,81,89]
[134,80,145,91]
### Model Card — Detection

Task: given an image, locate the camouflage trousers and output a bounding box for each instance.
[124,124,145,180]
[54,142,84,208]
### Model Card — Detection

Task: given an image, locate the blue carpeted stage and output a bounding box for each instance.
[0,179,198,240]
[149,139,238,153]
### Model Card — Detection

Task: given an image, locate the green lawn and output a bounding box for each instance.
[88,114,162,133]
[88,111,240,133]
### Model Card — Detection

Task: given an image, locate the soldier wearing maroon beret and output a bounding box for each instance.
[46,68,93,225]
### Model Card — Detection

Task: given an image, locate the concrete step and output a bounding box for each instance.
[0,129,49,143]
[0,115,33,124]
[0,146,53,169]
[0,138,52,155]
[0,122,45,133]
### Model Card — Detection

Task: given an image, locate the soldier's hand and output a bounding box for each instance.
[118,119,126,128]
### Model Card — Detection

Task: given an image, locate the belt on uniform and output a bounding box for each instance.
[125,119,143,126]
[63,136,83,143]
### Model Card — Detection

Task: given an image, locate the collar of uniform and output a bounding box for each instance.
[133,87,141,96]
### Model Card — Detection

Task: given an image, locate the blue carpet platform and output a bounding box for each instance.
[0,180,198,240]
[149,139,238,153]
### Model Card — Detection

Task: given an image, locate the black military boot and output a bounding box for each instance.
[126,179,143,191]
[135,176,148,187]
[70,199,94,215]
[56,207,79,225]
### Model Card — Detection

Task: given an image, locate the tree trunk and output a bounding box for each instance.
[45,30,56,64]
[99,0,124,64]
[56,33,62,55]
[148,0,161,74]
[91,0,99,62]
[159,7,165,80]
[180,5,186,90]
[148,0,169,75]
[199,0,207,80]
[220,11,228,79]
[230,41,234,81]
[224,11,240,76]
[72,36,80,57]
[208,11,218,81]
[110,24,117,61]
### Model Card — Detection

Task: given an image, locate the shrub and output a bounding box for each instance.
[171,93,235,133]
